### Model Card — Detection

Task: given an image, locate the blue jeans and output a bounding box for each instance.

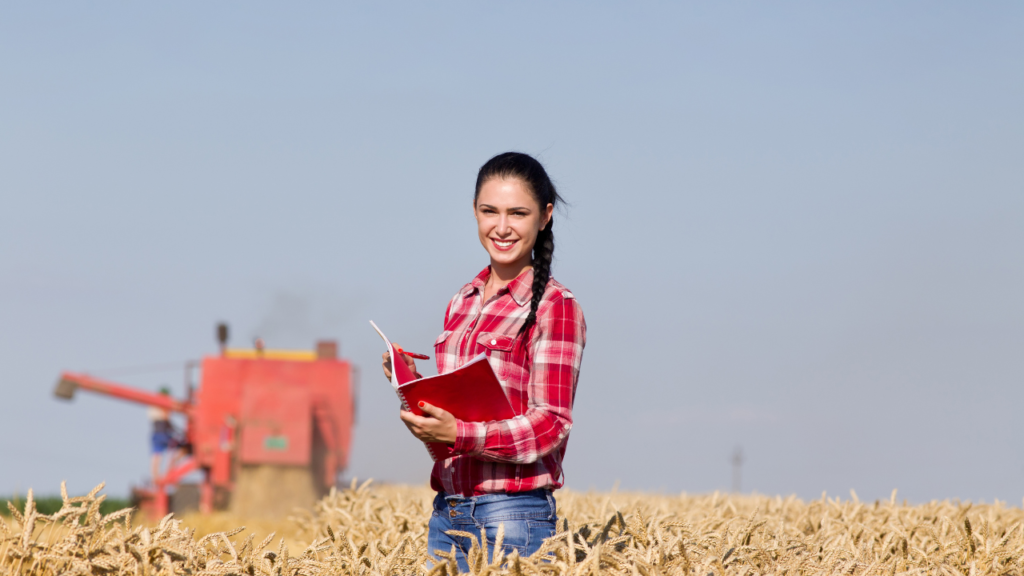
[426,489,558,572]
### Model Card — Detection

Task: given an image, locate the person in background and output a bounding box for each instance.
[382,152,586,569]
[148,387,176,484]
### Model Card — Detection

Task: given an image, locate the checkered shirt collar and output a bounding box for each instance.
[469,266,534,307]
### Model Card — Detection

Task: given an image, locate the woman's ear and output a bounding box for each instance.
[541,203,554,230]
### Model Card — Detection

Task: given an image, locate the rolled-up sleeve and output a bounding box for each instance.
[452,295,586,463]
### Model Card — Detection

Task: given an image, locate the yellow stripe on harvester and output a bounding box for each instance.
[224,349,318,361]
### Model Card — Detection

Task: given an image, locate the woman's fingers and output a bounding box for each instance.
[399,410,429,440]
[400,409,435,426]
[400,403,456,443]
[393,344,418,371]
[382,347,424,383]
[399,409,448,442]
[418,401,448,419]
[381,352,393,381]
[399,409,416,429]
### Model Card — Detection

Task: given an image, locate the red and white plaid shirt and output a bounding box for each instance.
[431,266,586,496]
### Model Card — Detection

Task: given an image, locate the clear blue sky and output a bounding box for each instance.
[1,2,1022,504]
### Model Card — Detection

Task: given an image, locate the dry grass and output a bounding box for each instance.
[3,480,1023,575]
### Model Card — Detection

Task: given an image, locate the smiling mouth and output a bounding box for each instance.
[491,238,517,251]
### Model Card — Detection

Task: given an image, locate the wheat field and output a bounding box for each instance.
[2,480,1022,575]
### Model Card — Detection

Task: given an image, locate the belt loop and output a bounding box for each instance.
[546,490,555,520]
[468,496,477,522]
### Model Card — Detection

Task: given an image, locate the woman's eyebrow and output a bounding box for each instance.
[477,204,532,212]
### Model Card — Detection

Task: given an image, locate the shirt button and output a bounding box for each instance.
[490,339,497,345]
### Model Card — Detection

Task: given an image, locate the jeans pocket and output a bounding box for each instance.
[481,519,530,557]
[479,516,558,559]
[527,519,557,551]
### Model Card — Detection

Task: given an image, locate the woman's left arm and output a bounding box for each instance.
[451,295,586,464]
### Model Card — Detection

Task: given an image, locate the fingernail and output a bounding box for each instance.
[418,401,425,408]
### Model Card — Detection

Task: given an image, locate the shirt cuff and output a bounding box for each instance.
[453,420,486,456]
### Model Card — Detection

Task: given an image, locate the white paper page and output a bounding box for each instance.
[368,320,399,390]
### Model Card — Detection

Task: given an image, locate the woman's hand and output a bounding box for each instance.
[381,347,418,382]
[400,401,457,444]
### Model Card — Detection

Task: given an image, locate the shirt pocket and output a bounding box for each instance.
[434,330,454,355]
[435,330,453,346]
[476,332,515,381]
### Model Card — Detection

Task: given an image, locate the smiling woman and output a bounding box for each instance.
[381,152,586,569]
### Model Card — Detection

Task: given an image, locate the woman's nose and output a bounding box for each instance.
[496,215,511,235]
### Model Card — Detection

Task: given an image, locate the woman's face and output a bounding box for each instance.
[474,177,553,273]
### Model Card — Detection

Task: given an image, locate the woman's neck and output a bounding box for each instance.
[485,260,531,299]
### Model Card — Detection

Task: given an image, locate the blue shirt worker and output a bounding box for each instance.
[148,387,176,484]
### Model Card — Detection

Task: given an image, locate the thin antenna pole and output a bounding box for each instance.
[731,446,744,493]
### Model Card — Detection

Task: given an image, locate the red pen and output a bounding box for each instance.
[394,345,430,360]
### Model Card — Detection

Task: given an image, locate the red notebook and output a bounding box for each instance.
[370,321,517,462]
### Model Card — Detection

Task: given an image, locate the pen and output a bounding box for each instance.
[394,345,430,360]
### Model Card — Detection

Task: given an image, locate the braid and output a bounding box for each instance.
[518,223,554,340]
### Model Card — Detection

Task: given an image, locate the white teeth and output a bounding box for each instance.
[494,240,514,247]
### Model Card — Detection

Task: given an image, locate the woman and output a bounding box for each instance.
[382,152,586,568]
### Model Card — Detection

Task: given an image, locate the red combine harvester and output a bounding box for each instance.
[54,324,356,520]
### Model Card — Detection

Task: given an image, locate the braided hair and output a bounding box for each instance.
[474,152,563,340]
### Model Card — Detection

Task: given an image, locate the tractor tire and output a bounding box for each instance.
[230,464,318,518]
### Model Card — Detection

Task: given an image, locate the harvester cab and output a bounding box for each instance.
[54,323,356,520]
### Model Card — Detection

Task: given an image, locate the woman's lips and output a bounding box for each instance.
[491,238,517,252]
